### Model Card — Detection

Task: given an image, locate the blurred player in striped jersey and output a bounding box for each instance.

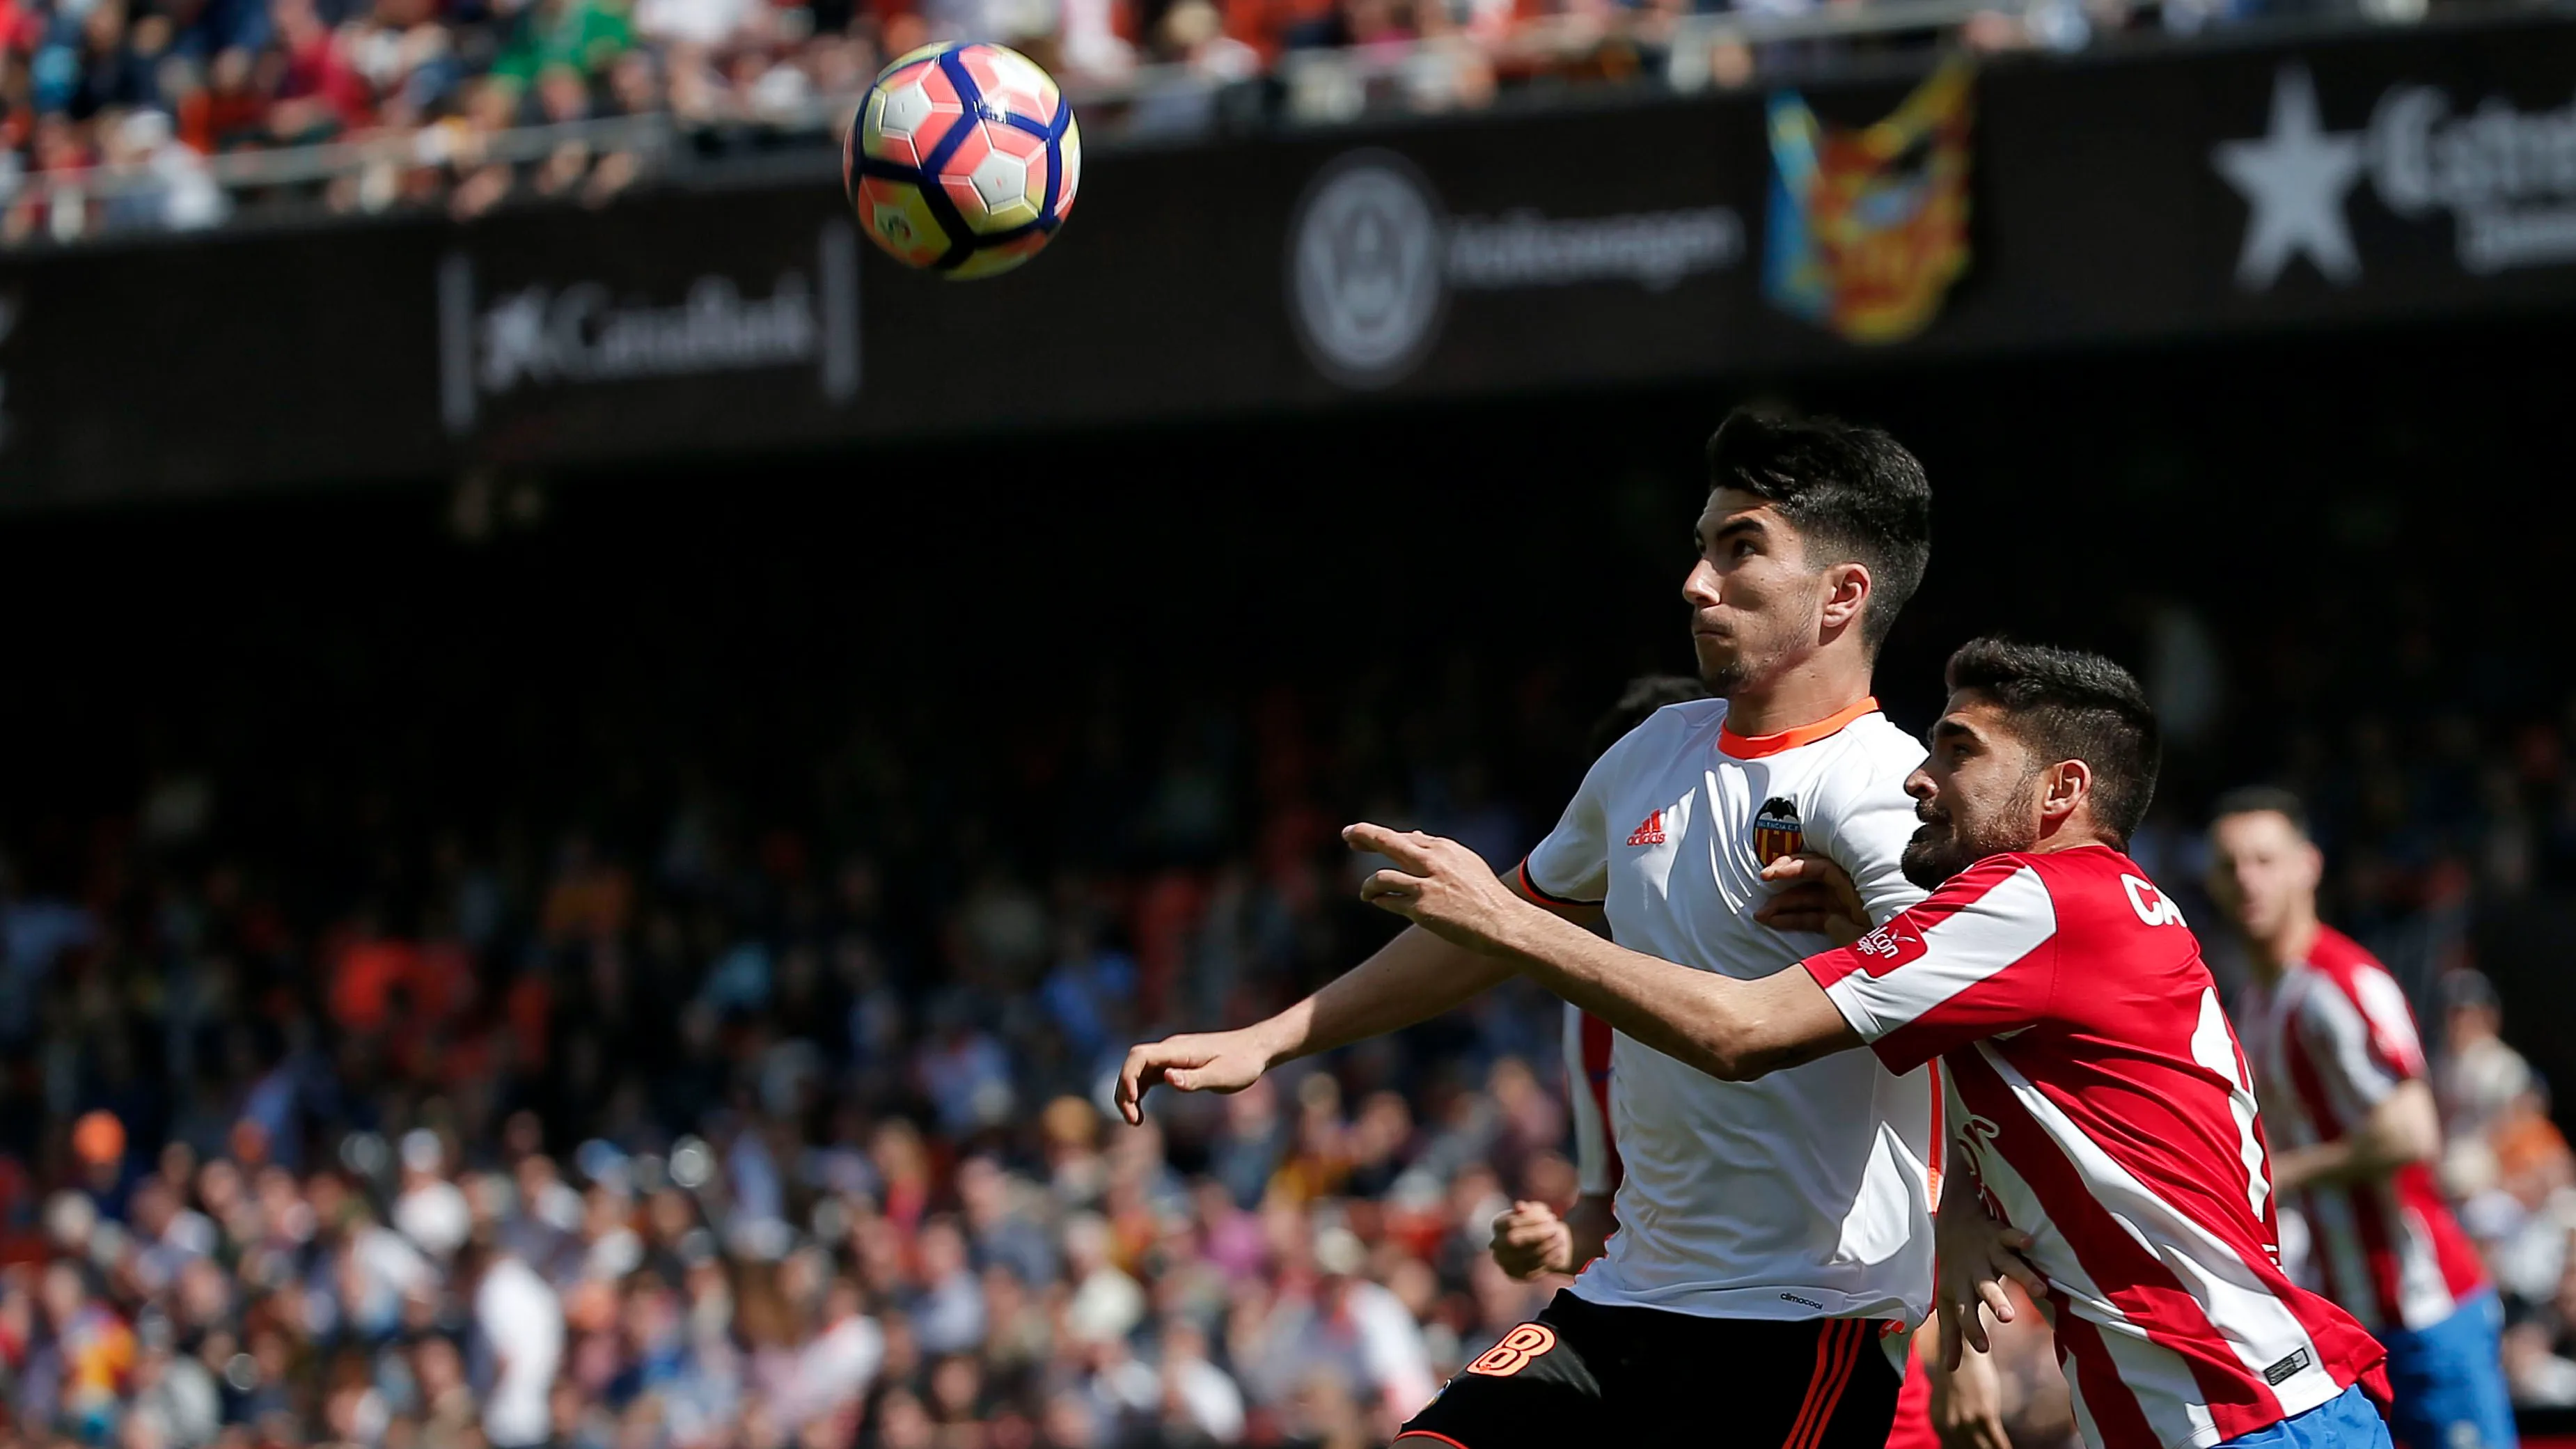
[2210,790,2518,1449]
[1486,677,1704,1290]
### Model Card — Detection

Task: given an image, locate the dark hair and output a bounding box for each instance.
[1587,674,1711,757]
[1943,637,2161,843]
[2210,785,2310,839]
[1705,408,1933,652]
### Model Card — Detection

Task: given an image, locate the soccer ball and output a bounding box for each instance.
[844,42,1081,280]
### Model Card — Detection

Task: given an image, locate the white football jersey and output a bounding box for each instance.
[1521,695,1937,1322]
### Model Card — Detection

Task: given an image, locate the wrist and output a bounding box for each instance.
[1250,1012,1305,1070]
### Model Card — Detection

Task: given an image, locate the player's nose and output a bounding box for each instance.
[1903,767,1935,801]
[1682,558,1721,609]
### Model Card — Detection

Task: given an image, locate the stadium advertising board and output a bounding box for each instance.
[8,14,2576,503]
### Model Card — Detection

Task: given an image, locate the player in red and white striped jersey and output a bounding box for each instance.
[1349,639,2389,1449]
[2209,791,2516,1449]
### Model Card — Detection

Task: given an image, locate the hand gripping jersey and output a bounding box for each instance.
[2236,926,2488,1334]
[1522,696,1937,1323]
[1803,847,2385,1449]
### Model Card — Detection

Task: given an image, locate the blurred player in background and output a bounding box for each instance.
[1121,410,1945,1448]
[2210,790,2518,1449]
[1489,675,1705,1285]
[1349,639,2392,1449]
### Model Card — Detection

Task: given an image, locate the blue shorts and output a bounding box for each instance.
[2380,1291,2520,1449]
[2220,1384,2393,1449]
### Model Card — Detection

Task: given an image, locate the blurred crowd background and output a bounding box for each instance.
[0,0,2481,244]
[1,368,2573,1449]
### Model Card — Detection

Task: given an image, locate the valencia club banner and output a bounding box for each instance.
[1763,59,1975,345]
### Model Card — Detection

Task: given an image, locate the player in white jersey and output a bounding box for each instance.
[1345,639,2389,1449]
[1115,409,1942,1447]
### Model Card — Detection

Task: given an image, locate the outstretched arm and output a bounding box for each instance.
[1114,871,1600,1124]
[1345,824,1863,1082]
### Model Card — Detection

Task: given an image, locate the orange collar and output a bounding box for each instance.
[1718,696,1880,760]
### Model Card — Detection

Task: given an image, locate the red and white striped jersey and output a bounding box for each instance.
[1802,846,2385,1449]
[2236,927,2487,1333]
[1562,1004,1623,1195]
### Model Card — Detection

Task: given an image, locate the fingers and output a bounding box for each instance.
[1976,1275,2016,1326]
[1343,822,1434,871]
[1936,1301,1964,1373]
[1751,883,1840,932]
[1759,851,1851,887]
[1358,868,1424,900]
[1758,852,1824,883]
[1358,870,1425,915]
[1115,1045,1154,1125]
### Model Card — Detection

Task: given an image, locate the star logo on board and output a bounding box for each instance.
[2211,64,2368,292]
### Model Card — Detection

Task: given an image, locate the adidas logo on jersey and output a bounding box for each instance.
[1625,810,1667,847]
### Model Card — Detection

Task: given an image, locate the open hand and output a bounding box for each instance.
[1752,851,1870,946]
[1114,1028,1275,1125]
[1935,1197,2050,1369]
[1345,823,1532,957]
[1928,1331,2013,1449]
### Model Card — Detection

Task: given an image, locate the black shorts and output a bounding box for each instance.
[1399,1290,1903,1449]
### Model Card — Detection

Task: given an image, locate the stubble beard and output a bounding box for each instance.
[1900,777,2045,891]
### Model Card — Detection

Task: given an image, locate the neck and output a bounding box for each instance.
[1723,650,1874,737]
[2242,908,2320,984]
[2019,815,2122,856]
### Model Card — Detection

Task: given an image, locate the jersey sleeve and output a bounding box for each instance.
[1562,1005,1618,1196]
[2292,963,2426,1117]
[1803,745,1931,927]
[1520,726,1626,907]
[1798,856,2062,1074]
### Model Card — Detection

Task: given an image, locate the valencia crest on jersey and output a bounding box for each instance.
[1753,797,1804,866]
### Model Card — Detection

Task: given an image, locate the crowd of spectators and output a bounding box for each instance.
[0,606,2569,1447]
[0,0,2439,245]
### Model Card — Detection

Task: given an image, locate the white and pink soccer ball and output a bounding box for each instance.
[843,42,1082,279]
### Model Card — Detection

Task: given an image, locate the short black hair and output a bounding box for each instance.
[2210,785,2310,839]
[1588,675,1711,758]
[1943,637,2161,843]
[1706,408,1933,652]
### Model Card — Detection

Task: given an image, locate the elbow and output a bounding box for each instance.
[1693,1029,1770,1084]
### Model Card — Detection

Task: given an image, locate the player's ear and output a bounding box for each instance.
[1818,562,1871,636]
[2041,758,2091,825]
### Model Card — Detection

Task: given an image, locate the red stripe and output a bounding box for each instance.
[1515,859,1599,912]
[1782,1319,1861,1449]
[2054,1297,2169,1449]
[1948,1050,2287,1441]
[1794,1321,1867,1449]
[2396,1161,2491,1304]
[2281,1006,2408,1324]
[1395,1434,1474,1449]
[1580,1011,1622,1190]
